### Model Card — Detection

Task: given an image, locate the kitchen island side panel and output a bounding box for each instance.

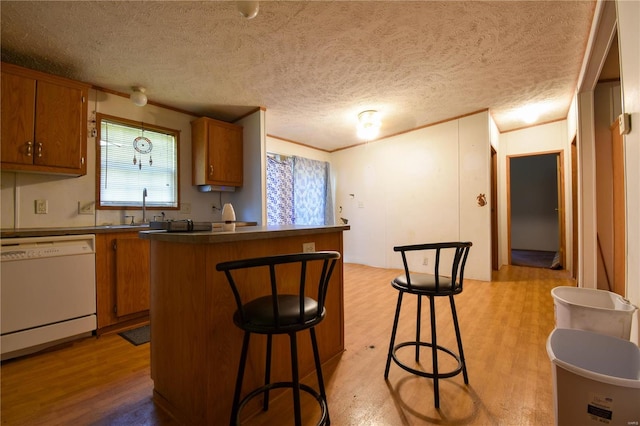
[148,230,345,425]
[150,240,209,425]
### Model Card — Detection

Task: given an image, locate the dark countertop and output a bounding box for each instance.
[0,222,260,238]
[1,224,151,238]
[139,224,350,244]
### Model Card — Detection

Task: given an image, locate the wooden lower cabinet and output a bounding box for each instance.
[95,232,150,334]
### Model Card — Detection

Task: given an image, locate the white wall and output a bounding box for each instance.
[1,89,264,229]
[459,113,493,281]
[567,96,578,142]
[233,110,265,225]
[331,111,492,281]
[616,0,640,343]
[266,136,331,163]
[498,121,572,269]
[489,115,500,151]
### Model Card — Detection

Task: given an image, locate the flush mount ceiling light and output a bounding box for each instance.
[357,110,381,140]
[130,86,148,107]
[515,102,551,124]
[520,106,540,124]
[237,1,259,19]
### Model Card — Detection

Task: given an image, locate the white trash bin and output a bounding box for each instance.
[551,286,637,340]
[547,328,640,425]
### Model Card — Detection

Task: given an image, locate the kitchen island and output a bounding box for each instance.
[139,225,349,425]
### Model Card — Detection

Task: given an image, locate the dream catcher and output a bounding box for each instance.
[132,126,153,170]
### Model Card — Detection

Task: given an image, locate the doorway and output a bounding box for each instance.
[594,101,626,295]
[508,152,565,269]
[592,42,624,295]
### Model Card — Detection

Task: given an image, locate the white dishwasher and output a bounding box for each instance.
[1,234,97,360]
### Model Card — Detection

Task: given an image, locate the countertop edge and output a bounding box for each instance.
[139,225,350,244]
[1,225,151,238]
[0,222,260,238]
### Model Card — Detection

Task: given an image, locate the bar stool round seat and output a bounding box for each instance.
[216,251,340,426]
[384,241,472,408]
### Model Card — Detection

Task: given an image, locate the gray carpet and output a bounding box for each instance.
[511,249,557,269]
[118,325,150,346]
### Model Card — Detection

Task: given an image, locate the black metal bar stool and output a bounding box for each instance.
[216,251,340,426]
[384,241,472,408]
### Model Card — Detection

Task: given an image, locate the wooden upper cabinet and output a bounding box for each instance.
[1,62,89,176]
[191,117,243,187]
[1,71,35,166]
[35,80,87,170]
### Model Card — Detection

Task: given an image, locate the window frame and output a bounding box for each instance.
[95,113,181,211]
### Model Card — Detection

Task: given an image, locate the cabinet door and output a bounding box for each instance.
[34,80,85,170]
[115,237,150,317]
[207,121,243,186]
[1,71,36,165]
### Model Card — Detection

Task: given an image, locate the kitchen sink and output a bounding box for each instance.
[98,224,150,229]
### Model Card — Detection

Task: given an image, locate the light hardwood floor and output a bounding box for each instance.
[1,264,574,425]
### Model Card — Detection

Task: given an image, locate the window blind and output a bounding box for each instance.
[99,119,178,208]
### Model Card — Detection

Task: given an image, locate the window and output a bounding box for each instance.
[266,154,334,226]
[97,113,179,209]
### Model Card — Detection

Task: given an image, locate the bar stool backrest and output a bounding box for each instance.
[393,242,472,293]
[216,251,340,333]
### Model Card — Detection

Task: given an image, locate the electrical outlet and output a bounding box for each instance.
[303,242,316,253]
[180,202,191,214]
[423,257,429,266]
[35,199,48,214]
[78,201,95,215]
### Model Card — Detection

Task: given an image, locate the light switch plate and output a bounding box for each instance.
[35,199,48,214]
[619,113,631,135]
[180,203,191,214]
[78,201,95,215]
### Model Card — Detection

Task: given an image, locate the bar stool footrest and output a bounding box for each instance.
[391,341,464,379]
[236,381,329,425]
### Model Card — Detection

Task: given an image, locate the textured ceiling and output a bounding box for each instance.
[1,1,596,152]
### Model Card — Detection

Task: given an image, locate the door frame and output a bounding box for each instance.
[491,147,499,270]
[507,150,566,267]
[611,119,626,296]
[571,138,578,278]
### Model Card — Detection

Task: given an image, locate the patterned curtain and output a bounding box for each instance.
[266,154,334,226]
[266,156,294,225]
[293,156,334,226]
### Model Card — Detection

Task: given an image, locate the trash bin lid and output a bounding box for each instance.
[547,328,640,388]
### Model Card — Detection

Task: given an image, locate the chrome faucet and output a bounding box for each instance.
[142,188,148,223]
